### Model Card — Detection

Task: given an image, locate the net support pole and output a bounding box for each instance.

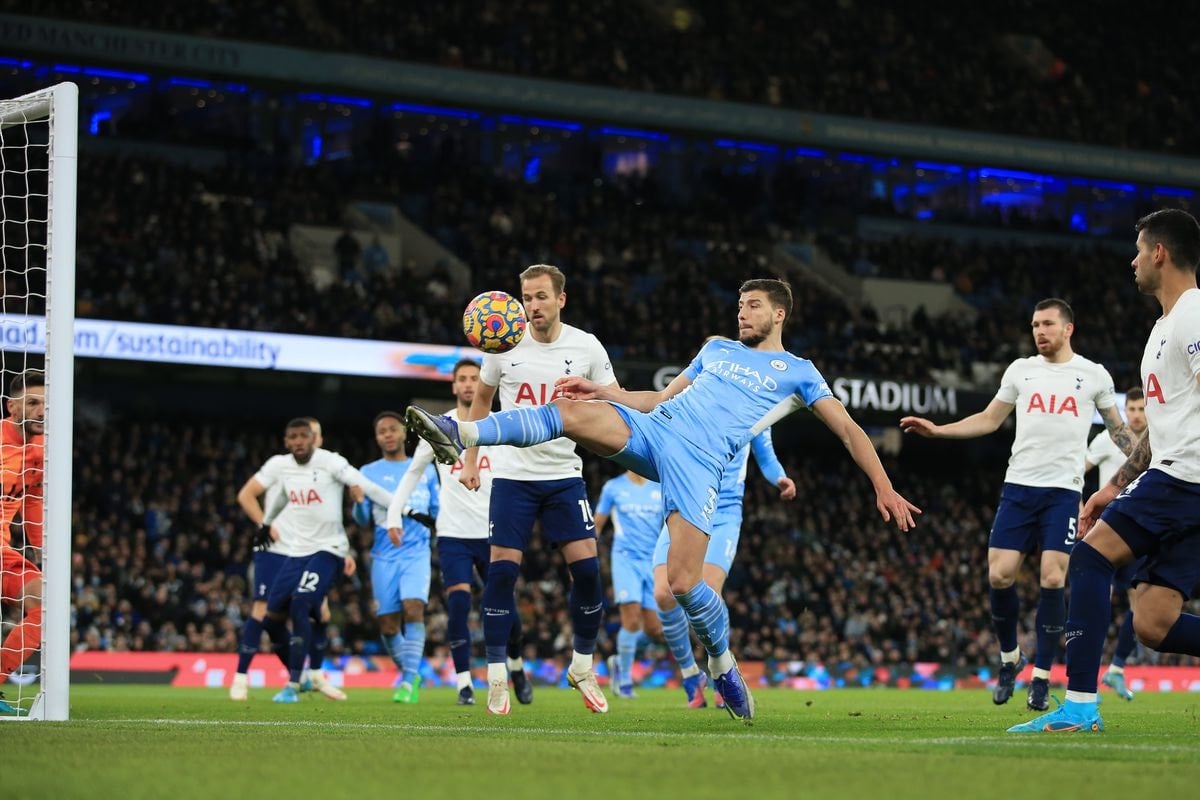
[40,81,77,721]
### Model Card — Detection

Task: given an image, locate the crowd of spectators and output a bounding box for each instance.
[20,0,1200,155]
[60,416,1197,671]
[65,142,1159,391]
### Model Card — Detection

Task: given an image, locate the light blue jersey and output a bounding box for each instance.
[596,474,664,561]
[667,340,832,461]
[354,458,439,562]
[611,340,826,533]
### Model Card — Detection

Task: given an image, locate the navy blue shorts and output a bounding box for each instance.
[251,551,286,601]
[438,536,490,588]
[266,551,343,613]
[989,483,1081,554]
[1102,469,1200,600]
[489,477,595,551]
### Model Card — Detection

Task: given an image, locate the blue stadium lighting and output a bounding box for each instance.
[225,83,249,94]
[979,167,1049,183]
[523,156,542,183]
[88,110,111,136]
[167,77,214,89]
[914,161,963,173]
[599,126,669,142]
[1153,186,1195,197]
[837,153,868,163]
[390,101,479,119]
[52,63,81,73]
[1092,179,1136,192]
[84,66,151,82]
[308,133,322,161]
[298,92,373,108]
[0,57,32,68]
[790,147,826,159]
[500,114,582,131]
[915,210,935,220]
[714,139,779,154]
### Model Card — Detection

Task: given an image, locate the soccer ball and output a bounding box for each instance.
[463,291,527,353]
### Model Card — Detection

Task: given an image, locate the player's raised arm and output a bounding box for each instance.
[813,397,921,531]
[329,454,394,508]
[900,397,1014,439]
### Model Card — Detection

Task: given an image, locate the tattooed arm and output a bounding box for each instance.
[1099,405,1136,457]
[1109,434,1152,490]
[1081,434,1152,533]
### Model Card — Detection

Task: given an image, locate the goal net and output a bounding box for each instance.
[0,83,76,721]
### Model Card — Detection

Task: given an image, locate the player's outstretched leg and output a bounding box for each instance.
[406,403,564,466]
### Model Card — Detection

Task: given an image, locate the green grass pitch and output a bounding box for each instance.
[5,685,1199,799]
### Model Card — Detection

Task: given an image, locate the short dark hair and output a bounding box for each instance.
[1136,209,1200,270]
[520,264,566,295]
[285,417,313,432]
[1125,387,1144,402]
[8,369,44,398]
[1034,298,1074,324]
[373,410,404,428]
[739,279,793,324]
[452,358,481,378]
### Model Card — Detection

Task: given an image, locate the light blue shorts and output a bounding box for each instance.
[611,549,656,610]
[371,551,432,613]
[651,505,744,574]
[608,403,724,535]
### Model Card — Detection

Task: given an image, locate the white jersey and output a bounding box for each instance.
[1085,430,1125,488]
[255,447,393,558]
[1141,288,1200,483]
[995,354,1117,491]
[388,408,494,540]
[480,323,616,480]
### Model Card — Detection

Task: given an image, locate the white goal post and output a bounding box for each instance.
[0,82,76,721]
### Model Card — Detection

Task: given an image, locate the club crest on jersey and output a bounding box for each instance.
[1157,338,1167,359]
[1026,393,1078,416]
[770,359,788,371]
[564,358,573,375]
[1075,376,1083,390]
